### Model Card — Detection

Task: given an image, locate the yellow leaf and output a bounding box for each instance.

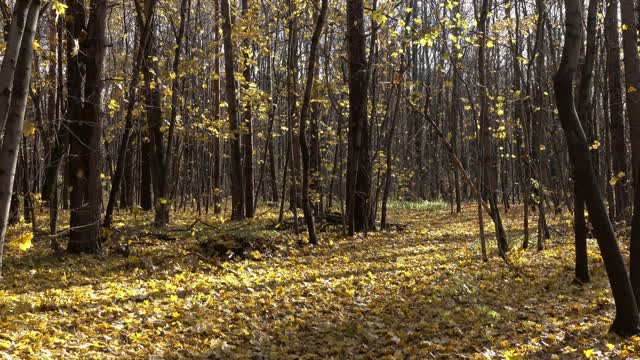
[52,1,68,16]
[23,121,36,136]
[7,232,33,251]
[583,348,595,358]
[486,40,494,48]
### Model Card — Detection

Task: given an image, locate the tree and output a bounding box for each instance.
[605,0,628,219]
[573,0,598,284]
[477,0,508,257]
[298,0,328,245]
[619,0,640,308]
[554,0,640,336]
[67,0,108,253]
[220,0,244,220]
[345,0,371,234]
[0,0,41,274]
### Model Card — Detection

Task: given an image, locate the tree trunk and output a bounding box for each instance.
[68,0,107,253]
[345,0,371,234]
[620,0,640,309]
[221,0,244,220]
[606,0,628,219]
[0,0,41,274]
[0,0,31,134]
[554,0,640,336]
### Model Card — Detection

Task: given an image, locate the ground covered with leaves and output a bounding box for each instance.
[2,204,640,359]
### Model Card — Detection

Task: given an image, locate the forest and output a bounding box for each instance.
[2,0,640,356]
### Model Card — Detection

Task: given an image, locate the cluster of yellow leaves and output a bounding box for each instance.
[6,231,33,252]
[1,206,640,358]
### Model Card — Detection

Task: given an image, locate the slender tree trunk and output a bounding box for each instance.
[573,0,598,284]
[606,0,628,219]
[0,0,31,135]
[241,0,255,218]
[620,0,640,309]
[298,0,327,245]
[0,0,41,274]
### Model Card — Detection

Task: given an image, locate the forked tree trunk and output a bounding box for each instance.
[554,0,640,336]
[573,0,598,284]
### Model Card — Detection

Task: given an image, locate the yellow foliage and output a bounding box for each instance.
[7,232,33,251]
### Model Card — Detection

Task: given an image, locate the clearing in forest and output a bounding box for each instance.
[1,204,639,358]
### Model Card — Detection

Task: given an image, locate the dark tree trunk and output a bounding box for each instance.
[221,0,244,220]
[554,0,640,336]
[345,0,371,234]
[606,0,628,219]
[68,0,107,253]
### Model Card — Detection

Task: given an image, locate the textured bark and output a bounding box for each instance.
[241,0,255,218]
[0,0,31,135]
[298,0,327,244]
[606,0,628,218]
[0,0,41,274]
[345,0,371,234]
[221,0,244,220]
[555,0,640,336]
[68,0,107,253]
[573,0,599,284]
[478,0,508,257]
[620,0,640,309]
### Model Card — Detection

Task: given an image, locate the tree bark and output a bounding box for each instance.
[554,0,640,336]
[0,0,41,274]
[221,0,244,220]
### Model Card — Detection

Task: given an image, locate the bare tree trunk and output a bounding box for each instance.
[221,0,244,220]
[478,0,508,257]
[573,0,598,284]
[620,0,640,310]
[241,0,255,218]
[0,0,31,135]
[298,0,327,245]
[606,0,628,219]
[345,0,371,235]
[0,0,41,274]
[555,0,640,336]
[68,0,107,253]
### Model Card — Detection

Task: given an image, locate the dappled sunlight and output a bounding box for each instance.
[1,205,638,358]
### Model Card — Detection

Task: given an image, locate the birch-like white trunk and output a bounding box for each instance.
[0,0,41,276]
[0,0,32,139]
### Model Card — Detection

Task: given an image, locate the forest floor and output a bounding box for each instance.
[1,203,639,359]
